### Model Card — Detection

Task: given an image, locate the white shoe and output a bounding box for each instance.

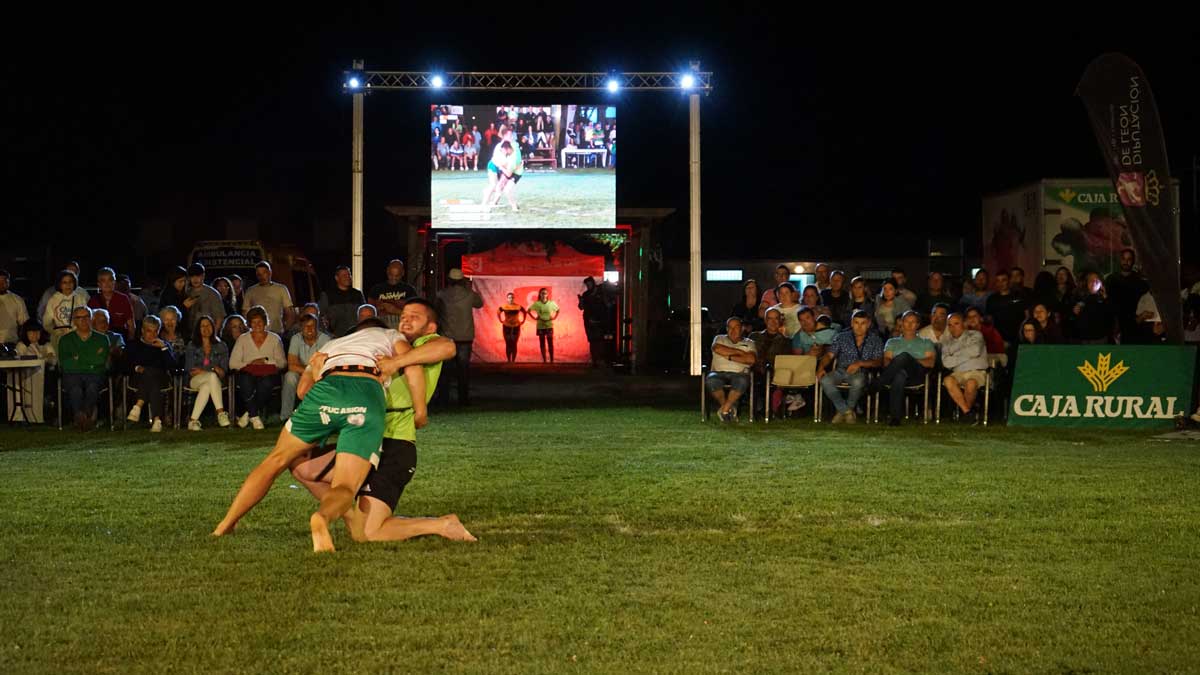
[150,419,163,433]
[237,412,250,428]
[250,416,265,430]
[786,395,806,412]
[217,411,231,428]
[127,403,143,423]
[188,419,202,431]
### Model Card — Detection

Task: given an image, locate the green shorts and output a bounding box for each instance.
[285,375,387,467]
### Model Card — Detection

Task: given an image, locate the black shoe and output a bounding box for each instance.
[888,418,901,427]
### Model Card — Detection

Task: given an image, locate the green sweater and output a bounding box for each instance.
[58,331,111,375]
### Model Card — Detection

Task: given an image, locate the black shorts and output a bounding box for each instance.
[508,173,522,184]
[503,326,521,339]
[358,438,417,511]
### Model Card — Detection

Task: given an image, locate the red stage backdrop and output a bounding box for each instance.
[470,276,591,363]
[462,242,604,364]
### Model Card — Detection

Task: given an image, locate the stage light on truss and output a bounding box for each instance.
[431,74,444,88]
[607,78,620,93]
[680,73,696,90]
[344,70,365,91]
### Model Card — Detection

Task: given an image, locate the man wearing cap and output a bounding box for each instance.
[435,268,483,405]
[182,263,226,335]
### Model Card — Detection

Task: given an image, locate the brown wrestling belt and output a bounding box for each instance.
[326,364,381,377]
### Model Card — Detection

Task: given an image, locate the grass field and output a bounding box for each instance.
[431,168,615,229]
[2,403,1199,673]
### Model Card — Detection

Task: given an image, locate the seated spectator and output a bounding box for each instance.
[90,308,126,363]
[436,137,450,167]
[58,306,110,431]
[220,314,248,347]
[1031,303,1064,344]
[1073,272,1117,345]
[985,270,1029,346]
[705,317,757,422]
[184,315,231,431]
[820,271,852,325]
[940,312,989,423]
[730,279,764,333]
[871,311,936,426]
[959,268,991,313]
[817,310,883,424]
[917,303,952,352]
[916,272,956,317]
[847,276,875,323]
[791,308,833,358]
[1020,318,1043,345]
[965,307,1006,354]
[125,315,178,433]
[890,268,919,306]
[88,266,136,339]
[357,303,378,323]
[874,280,911,339]
[463,136,479,170]
[38,260,81,322]
[757,265,791,318]
[16,319,56,365]
[448,139,464,169]
[748,308,791,385]
[158,305,187,354]
[281,313,331,422]
[117,274,148,326]
[229,305,286,430]
[42,269,90,354]
[768,282,802,338]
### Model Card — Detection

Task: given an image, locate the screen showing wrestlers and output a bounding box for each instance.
[430,104,616,229]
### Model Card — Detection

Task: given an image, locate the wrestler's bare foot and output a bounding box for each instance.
[212,521,236,537]
[343,506,367,543]
[310,513,336,553]
[441,514,477,542]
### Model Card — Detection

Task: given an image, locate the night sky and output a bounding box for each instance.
[5,10,1198,280]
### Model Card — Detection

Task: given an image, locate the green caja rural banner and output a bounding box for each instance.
[1008,345,1196,428]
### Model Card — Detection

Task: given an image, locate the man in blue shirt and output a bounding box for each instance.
[816,311,884,424]
[872,311,937,426]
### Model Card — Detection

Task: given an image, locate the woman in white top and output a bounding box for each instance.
[42,270,90,354]
[229,305,285,429]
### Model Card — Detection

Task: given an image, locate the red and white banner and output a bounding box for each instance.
[469,276,592,363]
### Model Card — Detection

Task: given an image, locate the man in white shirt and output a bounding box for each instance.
[0,269,29,345]
[706,317,757,422]
[941,313,989,423]
[917,303,953,353]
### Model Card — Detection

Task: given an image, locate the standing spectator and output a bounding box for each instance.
[814,263,832,293]
[960,269,991,314]
[872,311,936,426]
[0,269,29,346]
[229,305,285,430]
[891,268,918,306]
[281,313,331,422]
[799,285,830,321]
[757,265,791,318]
[139,276,162,317]
[965,307,1006,354]
[847,276,876,324]
[704,317,757,422]
[117,274,147,326]
[58,306,110,431]
[124,315,178,433]
[87,267,136,339]
[157,305,187,355]
[318,265,366,338]
[528,288,560,363]
[821,271,852,325]
[916,272,955,318]
[1031,271,1057,309]
[213,277,237,318]
[159,267,189,329]
[369,259,419,330]
[1104,248,1150,344]
[730,279,764,333]
[940,312,989,423]
[182,263,226,336]
[1031,303,1064,344]
[220,314,248,347]
[184,315,231,430]
[436,268,483,405]
[984,270,1029,346]
[917,303,953,352]
[1009,267,1035,305]
[38,261,80,321]
[579,276,614,368]
[228,274,245,312]
[817,310,884,424]
[768,282,802,338]
[242,261,293,337]
[42,269,90,354]
[874,280,911,339]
